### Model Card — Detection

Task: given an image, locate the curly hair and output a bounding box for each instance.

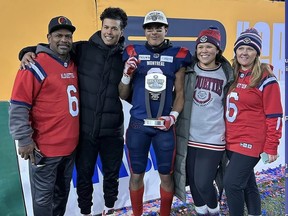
[100,7,128,30]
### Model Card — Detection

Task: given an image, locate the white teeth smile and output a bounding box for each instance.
[240,56,249,60]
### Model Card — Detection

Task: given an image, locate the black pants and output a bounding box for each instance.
[75,133,124,214]
[223,150,261,216]
[186,147,224,209]
[29,153,75,216]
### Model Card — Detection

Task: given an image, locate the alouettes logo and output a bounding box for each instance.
[193,90,212,106]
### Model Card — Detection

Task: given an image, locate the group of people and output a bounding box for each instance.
[9,6,282,216]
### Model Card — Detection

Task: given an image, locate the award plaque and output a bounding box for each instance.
[143,118,164,126]
[143,72,167,126]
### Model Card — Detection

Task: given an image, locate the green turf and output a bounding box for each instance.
[0,101,26,216]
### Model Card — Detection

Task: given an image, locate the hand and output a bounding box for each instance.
[156,115,176,131]
[267,154,278,163]
[20,52,36,70]
[156,111,179,131]
[18,143,36,164]
[121,57,139,85]
[123,56,139,77]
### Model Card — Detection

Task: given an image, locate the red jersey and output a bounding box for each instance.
[11,53,79,157]
[225,68,283,157]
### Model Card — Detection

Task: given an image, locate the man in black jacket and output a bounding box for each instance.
[19,7,128,216]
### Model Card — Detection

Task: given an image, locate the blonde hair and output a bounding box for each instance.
[230,56,273,90]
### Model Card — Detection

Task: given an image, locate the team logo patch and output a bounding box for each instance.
[193,90,212,106]
[200,35,208,43]
[240,142,253,149]
[146,13,165,22]
[160,55,173,63]
[243,37,251,44]
[58,16,69,25]
[139,55,150,60]
[153,53,160,58]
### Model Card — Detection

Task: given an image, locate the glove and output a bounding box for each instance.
[121,57,139,85]
[156,111,179,131]
[124,56,139,76]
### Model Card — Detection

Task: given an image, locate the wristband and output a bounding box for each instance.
[121,74,131,85]
[169,111,179,122]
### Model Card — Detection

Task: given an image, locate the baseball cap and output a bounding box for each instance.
[48,16,76,34]
[143,10,168,28]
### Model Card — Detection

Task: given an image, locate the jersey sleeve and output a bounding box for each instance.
[9,61,46,147]
[9,103,35,147]
[260,74,283,154]
[123,44,137,62]
[175,47,192,68]
[10,61,47,107]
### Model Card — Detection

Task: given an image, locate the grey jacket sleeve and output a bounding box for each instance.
[9,103,35,147]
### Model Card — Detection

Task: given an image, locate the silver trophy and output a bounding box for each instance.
[143,72,167,126]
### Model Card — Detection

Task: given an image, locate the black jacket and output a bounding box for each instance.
[74,31,125,138]
[18,33,125,138]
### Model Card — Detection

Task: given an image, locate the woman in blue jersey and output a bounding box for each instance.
[174,27,234,216]
[119,10,192,216]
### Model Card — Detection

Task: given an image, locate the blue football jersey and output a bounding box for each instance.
[123,43,192,119]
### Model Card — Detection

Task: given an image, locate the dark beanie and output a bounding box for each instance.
[234,27,262,55]
[195,26,221,50]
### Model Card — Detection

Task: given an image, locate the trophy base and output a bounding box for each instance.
[143,119,164,126]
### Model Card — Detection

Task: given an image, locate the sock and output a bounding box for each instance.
[208,203,219,214]
[195,204,208,214]
[160,186,174,216]
[129,186,144,216]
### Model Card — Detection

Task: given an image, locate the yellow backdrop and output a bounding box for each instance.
[0,0,284,100]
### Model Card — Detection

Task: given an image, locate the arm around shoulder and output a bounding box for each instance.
[19,46,37,60]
